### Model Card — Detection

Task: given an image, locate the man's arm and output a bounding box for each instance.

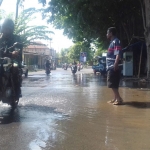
[114,54,120,71]
[114,39,121,71]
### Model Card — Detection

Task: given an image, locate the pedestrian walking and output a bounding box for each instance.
[106,27,123,105]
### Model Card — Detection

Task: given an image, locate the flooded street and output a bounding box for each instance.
[0,68,150,150]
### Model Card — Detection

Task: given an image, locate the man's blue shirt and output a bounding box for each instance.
[106,37,122,70]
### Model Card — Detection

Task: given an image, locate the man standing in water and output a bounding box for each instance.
[106,27,123,105]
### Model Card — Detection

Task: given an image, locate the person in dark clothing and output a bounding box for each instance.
[0,18,23,97]
[0,19,22,58]
[106,27,123,105]
[45,59,51,73]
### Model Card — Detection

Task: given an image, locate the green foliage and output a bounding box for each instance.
[0,8,54,47]
[58,42,94,63]
[0,9,5,20]
[92,39,107,57]
[42,0,143,48]
[59,48,69,63]
[68,43,81,62]
[0,9,14,21]
[14,8,54,46]
[67,42,93,63]
[38,0,46,6]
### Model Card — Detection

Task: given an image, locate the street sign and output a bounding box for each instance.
[80,52,87,62]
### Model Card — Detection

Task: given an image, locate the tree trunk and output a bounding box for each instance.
[146,44,150,78]
[138,44,143,78]
[15,0,19,21]
[143,0,150,78]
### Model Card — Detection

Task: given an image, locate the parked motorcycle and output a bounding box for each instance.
[92,55,106,76]
[71,64,77,75]
[0,44,22,108]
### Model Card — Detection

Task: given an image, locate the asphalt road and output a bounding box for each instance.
[0,68,150,150]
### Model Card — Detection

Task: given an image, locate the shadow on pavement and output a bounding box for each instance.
[124,101,150,109]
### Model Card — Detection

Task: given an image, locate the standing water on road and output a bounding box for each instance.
[1,69,150,150]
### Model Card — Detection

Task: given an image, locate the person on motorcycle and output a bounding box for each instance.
[71,61,77,74]
[0,18,23,97]
[45,59,51,73]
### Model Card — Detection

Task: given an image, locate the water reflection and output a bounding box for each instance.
[0,106,20,124]
[121,80,150,89]
[71,74,89,87]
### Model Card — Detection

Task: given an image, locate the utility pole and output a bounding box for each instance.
[15,0,24,21]
[15,0,19,21]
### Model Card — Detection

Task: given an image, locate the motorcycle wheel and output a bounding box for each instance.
[10,97,19,108]
[46,70,50,75]
[72,70,76,74]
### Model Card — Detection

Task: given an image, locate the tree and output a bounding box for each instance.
[59,48,69,63]
[38,0,46,6]
[42,0,143,46]
[0,9,5,20]
[15,0,46,21]
[14,8,54,46]
[140,0,150,78]
[67,42,93,63]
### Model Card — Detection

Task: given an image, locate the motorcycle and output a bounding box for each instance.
[64,63,68,70]
[80,64,83,69]
[71,64,77,74]
[77,63,82,71]
[46,67,50,75]
[0,44,22,108]
[77,65,80,71]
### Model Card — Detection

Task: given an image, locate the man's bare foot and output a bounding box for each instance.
[113,98,123,105]
[107,99,116,104]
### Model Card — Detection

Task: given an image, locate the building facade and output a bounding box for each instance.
[23,41,56,70]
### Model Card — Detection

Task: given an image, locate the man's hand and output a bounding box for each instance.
[13,42,23,48]
[114,54,120,71]
[13,42,19,47]
[114,63,118,71]
[12,51,19,57]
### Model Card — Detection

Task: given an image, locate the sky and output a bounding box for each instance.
[0,0,74,52]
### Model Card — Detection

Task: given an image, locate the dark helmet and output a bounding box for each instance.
[1,18,15,34]
[73,61,77,65]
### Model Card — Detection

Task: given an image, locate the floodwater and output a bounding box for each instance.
[1,69,150,150]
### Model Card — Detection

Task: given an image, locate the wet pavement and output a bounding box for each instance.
[0,68,150,150]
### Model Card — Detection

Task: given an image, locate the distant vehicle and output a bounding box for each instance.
[77,63,83,71]
[51,62,56,70]
[80,64,83,69]
[71,64,77,74]
[63,63,68,70]
[46,67,50,75]
[21,61,28,77]
[92,54,106,75]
